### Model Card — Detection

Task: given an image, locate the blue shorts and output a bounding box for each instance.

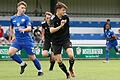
[11,39,35,55]
[106,40,118,49]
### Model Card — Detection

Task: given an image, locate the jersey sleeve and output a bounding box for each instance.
[50,16,55,27]
[110,31,114,36]
[26,16,31,27]
[41,21,46,29]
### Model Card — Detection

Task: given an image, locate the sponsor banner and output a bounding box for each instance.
[0,46,120,60]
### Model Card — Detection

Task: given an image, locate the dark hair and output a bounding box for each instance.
[107,19,110,22]
[17,1,27,8]
[56,2,68,10]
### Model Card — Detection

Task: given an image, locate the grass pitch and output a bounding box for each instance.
[0,60,120,80]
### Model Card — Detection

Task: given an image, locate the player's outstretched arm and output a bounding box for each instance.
[50,20,66,33]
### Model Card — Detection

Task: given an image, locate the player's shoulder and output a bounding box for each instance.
[41,21,47,27]
[10,15,17,20]
[51,15,56,20]
[23,14,30,19]
[41,21,46,25]
[109,29,113,32]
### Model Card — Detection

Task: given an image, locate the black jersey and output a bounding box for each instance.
[51,15,70,44]
[41,21,51,41]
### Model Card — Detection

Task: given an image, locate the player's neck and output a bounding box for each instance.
[16,12,24,16]
[56,13,62,19]
[47,21,50,25]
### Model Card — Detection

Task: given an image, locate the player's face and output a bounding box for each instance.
[45,15,52,21]
[17,5,26,15]
[58,7,66,16]
[105,24,110,30]
[106,21,110,24]
[118,29,120,33]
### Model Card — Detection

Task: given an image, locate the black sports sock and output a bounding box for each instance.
[69,59,75,71]
[49,61,55,70]
[59,62,68,74]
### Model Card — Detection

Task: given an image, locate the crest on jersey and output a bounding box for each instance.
[13,20,16,23]
[17,22,20,27]
[28,22,31,25]
[21,19,25,22]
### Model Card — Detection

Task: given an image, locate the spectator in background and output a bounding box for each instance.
[4,27,10,41]
[0,25,9,44]
[103,19,111,32]
[0,25,4,38]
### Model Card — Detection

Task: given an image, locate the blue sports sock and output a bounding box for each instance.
[33,58,42,71]
[106,49,109,61]
[11,54,23,64]
[114,46,120,53]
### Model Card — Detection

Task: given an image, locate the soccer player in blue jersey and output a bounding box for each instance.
[103,24,120,63]
[8,1,43,76]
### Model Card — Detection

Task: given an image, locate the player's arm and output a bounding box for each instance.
[106,35,117,40]
[40,27,45,42]
[19,26,32,32]
[9,26,15,42]
[50,20,67,33]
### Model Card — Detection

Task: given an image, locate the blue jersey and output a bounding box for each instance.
[10,14,35,54]
[10,14,33,41]
[104,29,116,41]
[104,29,118,47]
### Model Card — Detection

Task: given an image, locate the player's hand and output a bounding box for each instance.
[42,37,45,42]
[112,35,118,39]
[19,28,25,33]
[118,29,120,33]
[10,37,16,42]
[60,20,67,27]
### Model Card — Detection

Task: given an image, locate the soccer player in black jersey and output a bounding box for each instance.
[41,12,55,71]
[50,2,75,79]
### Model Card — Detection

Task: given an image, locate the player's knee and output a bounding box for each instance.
[57,61,62,65]
[56,58,62,64]
[8,49,16,55]
[42,50,49,57]
[66,48,74,58]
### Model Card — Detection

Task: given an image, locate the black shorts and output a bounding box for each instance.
[43,41,51,51]
[52,39,72,55]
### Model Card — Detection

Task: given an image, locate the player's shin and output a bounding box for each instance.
[10,54,23,64]
[106,48,109,61]
[58,62,70,77]
[49,60,55,71]
[69,59,75,71]
[114,46,120,53]
[33,58,42,71]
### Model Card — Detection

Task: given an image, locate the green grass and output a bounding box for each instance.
[0,60,120,80]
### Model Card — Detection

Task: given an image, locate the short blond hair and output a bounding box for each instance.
[17,1,27,8]
[45,12,52,16]
[56,2,68,9]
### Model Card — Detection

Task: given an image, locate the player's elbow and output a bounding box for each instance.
[50,28,55,33]
[27,26,32,31]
